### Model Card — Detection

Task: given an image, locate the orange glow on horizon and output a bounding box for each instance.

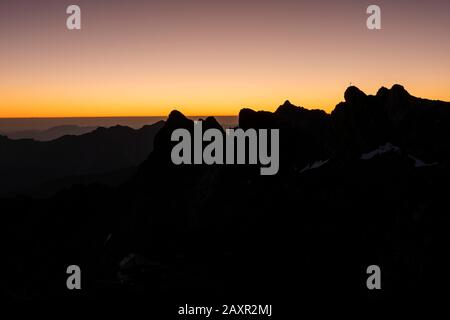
[1,0,450,118]
[1,83,450,118]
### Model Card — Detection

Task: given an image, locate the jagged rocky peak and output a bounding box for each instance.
[239,107,257,117]
[388,84,411,105]
[351,84,409,100]
[203,116,224,131]
[344,86,367,104]
[276,99,328,119]
[239,108,277,129]
[151,110,192,155]
[166,110,191,126]
[279,100,295,109]
[376,86,389,97]
[165,111,222,131]
[275,100,302,114]
[390,84,409,95]
[342,84,411,108]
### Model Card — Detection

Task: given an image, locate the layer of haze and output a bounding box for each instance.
[1,0,450,117]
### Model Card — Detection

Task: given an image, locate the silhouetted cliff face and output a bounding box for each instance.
[239,85,450,166]
[143,111,224,168]
[331,84,450,161]
[120,85,450,301]
[239,101,331,170]
[131,112,234,256]
[4,85,450,302]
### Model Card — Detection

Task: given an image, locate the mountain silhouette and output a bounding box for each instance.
[1,125,98,141]
[239,85,450,166]
[3,85,450,303]
[0,121,165,197]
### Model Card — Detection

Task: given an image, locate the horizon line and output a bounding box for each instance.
[0,115,239,120]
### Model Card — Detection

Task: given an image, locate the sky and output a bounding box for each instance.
[1,0,450,117]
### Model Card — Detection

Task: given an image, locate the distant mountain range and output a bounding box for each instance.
[3,85,450,302]
[0,116,238,140]
[0,125,98,141]
[0,121,165,197]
